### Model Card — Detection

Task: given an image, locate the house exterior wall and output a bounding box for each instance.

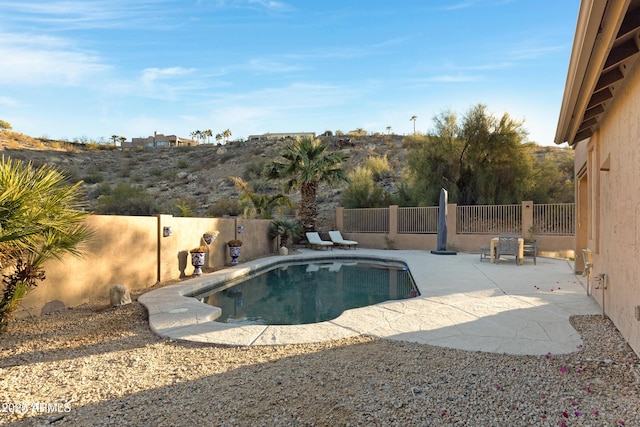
[247,132,316,141]
[576,57,640,355]
[123,134,197,148]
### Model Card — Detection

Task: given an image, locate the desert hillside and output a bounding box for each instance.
[0,131,408,229]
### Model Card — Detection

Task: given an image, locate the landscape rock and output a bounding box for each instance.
[109,284,131,306]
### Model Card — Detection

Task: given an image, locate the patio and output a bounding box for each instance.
[139,249,601,355]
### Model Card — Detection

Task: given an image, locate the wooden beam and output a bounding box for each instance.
[584,104,605,120]
[587,88,613,109]
[595,67,625,91]
[616,7,640,39]
[604,39,639,69]
[574,128,594,143]
[578,117,598,131]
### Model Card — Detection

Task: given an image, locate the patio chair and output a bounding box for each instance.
[328,230,358,250]
[496,234,520,266]
[523,236,540,265]
[305,232,333,250]
[480,245,491,262]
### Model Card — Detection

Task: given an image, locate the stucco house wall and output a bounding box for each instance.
[575,58,640,355]
[556,0,640,356]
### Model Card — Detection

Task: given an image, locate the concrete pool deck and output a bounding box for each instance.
[139,249,602,355]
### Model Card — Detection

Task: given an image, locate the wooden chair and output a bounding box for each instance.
[496,234,520,265]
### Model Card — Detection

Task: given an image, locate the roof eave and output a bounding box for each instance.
[555,0,631,146]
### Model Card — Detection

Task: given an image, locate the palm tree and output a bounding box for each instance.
[204,129,213,144]
[111,135,118,146]
[386,126,392,135]
[223,129,232,144]
[266,137,349,232]
[118,136,126,146]
[0,157,93,331]
[215,133,223,144]
[410,115,417,134]
[269,218,303,248]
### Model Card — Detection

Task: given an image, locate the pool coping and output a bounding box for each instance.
[138,249,602,354]
[138,251,409,347]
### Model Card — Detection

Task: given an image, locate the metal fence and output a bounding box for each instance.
[343,207,389,233]
[456,204,522,234]
[533,203,575,235]
[397,206,439,234]
[343,203,575,236]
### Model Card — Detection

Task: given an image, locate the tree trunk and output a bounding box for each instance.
[299,182,318,232]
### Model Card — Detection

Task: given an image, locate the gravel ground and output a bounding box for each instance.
[1,294,639,427]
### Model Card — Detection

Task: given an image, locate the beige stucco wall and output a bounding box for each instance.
[579,56,640,356]
[17,215,276,318]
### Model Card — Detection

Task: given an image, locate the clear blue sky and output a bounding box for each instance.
[0,0,579,146]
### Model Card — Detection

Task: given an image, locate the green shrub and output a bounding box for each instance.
[82,173,104,184]
[341,166,390,208]
[149,167,163,177]
[206,196,240,217]
[95,182,159,215]
[177,159,189,169]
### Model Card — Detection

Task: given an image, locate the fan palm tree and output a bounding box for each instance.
[269,218,303,248]
[223,129,232,144]
[410,115,417,134]
[0,156,93,332]
[266,137,349,232]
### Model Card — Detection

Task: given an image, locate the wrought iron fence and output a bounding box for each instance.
[343,203,574,236]
[397,206,439,234]
[457,204,522,234]
[343,207,389,233]
[533,203,575,235]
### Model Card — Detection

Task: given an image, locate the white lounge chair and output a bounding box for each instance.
[328,230,358,250]
[306,232,333,250]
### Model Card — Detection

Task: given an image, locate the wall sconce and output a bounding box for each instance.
[163,226,172,237]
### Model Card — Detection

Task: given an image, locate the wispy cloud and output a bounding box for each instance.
[0,96,17,106]
[0,32,109,85]
[0,1,173,30]
[141,67,196,83]
[417,74,484,83]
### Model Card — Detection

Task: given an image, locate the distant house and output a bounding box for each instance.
[247,132,316,141]
[555,0,640,356]
[122,132,197,148]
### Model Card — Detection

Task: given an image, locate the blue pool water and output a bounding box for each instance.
[195,259,419,325]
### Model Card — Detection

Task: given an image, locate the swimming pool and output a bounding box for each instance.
[193,259,419,325]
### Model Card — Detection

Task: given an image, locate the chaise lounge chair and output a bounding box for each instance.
[328,230,358,250]
[306,232,333,250]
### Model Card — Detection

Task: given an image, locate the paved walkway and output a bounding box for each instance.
[139,249,601,355]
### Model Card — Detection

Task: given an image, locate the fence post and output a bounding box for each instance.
[522,201,533,239]
[389,205,398,240]
[336,206,344,231]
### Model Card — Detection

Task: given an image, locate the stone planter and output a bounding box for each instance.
[191,252,205,275]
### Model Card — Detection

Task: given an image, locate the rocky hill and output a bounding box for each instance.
[0,131,407,229]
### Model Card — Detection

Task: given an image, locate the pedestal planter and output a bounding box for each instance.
[229,246,241,265]
[191,252,205,275]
